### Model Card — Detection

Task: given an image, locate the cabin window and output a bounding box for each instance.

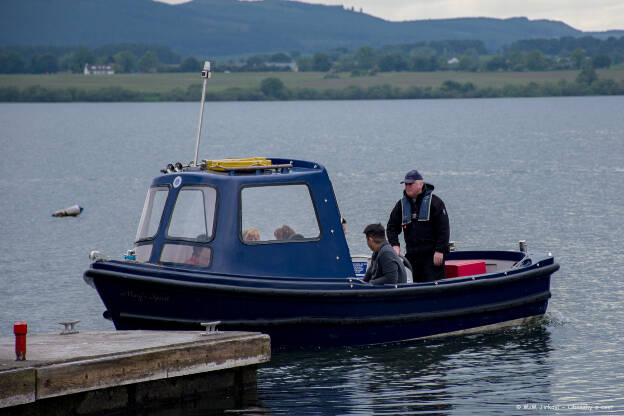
[241,184,320,243]
[160,244,212,267]
[167,186,217,240]
[135,186,168,241]
[133,244,152,262]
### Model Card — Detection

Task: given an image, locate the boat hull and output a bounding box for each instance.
[85,258,557,347]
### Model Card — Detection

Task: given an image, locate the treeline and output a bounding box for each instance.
[2,69,622,102]
[296,41,485,73]
[298,37,623,74]
[506,36,624,57]
[227,36,624,74]
[220,40,486,72]
[3,36,624,76]
[0,44,198,74]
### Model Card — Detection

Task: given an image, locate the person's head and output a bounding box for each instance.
[363,223,386,251]
[401,169,424,199]
[243,227,261,241]
[274,225,295,240]
[341,217,347,234]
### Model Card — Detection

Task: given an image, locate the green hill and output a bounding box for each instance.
[1,0,622,56]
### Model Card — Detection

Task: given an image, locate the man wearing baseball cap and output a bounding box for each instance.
[386,169,450,282]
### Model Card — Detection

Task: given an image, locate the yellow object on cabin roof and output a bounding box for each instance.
[204,157,272,171]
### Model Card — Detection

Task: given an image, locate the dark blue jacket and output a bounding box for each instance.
[387,184,450,255]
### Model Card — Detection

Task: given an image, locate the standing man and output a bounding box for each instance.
[387,170,450,282]
[362,223,407,285]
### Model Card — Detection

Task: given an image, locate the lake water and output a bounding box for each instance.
[1,97,623,415]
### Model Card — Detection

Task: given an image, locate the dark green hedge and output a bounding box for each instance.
[2,78,624,102]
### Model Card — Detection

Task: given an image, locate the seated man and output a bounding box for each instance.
[362,223,407,285]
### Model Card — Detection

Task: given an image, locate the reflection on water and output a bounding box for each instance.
[258,320,552,415]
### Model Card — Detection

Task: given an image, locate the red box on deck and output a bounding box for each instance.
[444,260,486,278]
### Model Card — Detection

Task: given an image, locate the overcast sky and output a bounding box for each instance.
[157,0,624,32]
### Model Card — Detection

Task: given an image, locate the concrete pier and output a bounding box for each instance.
[0,330,270,415]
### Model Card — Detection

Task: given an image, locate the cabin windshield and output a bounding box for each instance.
[166,186,217,240]
[240,184,320,243]
[135,186,168,242]
[159,185,217,267]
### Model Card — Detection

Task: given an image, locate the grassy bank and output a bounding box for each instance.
[1,69,624,101]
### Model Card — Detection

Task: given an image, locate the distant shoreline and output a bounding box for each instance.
[1,71,623,102]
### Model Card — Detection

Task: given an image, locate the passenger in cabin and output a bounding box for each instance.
[186,234,211,267]
[187,246,211,267]
[274,225,296,240]
[386,169,450,282]
[362,223,407,285]
[243,227,261,241]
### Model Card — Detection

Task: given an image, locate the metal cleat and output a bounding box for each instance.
[59,320,80,335]
[200,321,221,335]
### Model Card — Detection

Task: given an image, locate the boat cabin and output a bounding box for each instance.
[133,158,354,279]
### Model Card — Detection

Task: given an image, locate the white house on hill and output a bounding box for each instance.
[84,64,115,75]
[267,62,298,72]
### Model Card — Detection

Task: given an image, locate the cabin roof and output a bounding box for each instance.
[155,157,325,185]
[141,157,354,279]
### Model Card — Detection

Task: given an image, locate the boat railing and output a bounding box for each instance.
[216,163,293,173]
[160,161,293,174]
[511,254,532,269]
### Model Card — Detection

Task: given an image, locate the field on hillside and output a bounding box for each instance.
[2,69,624,94]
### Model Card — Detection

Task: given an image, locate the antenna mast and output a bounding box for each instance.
[193,61,211,166]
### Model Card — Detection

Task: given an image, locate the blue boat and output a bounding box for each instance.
[84,157,559,348]
[84,63,559,347]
